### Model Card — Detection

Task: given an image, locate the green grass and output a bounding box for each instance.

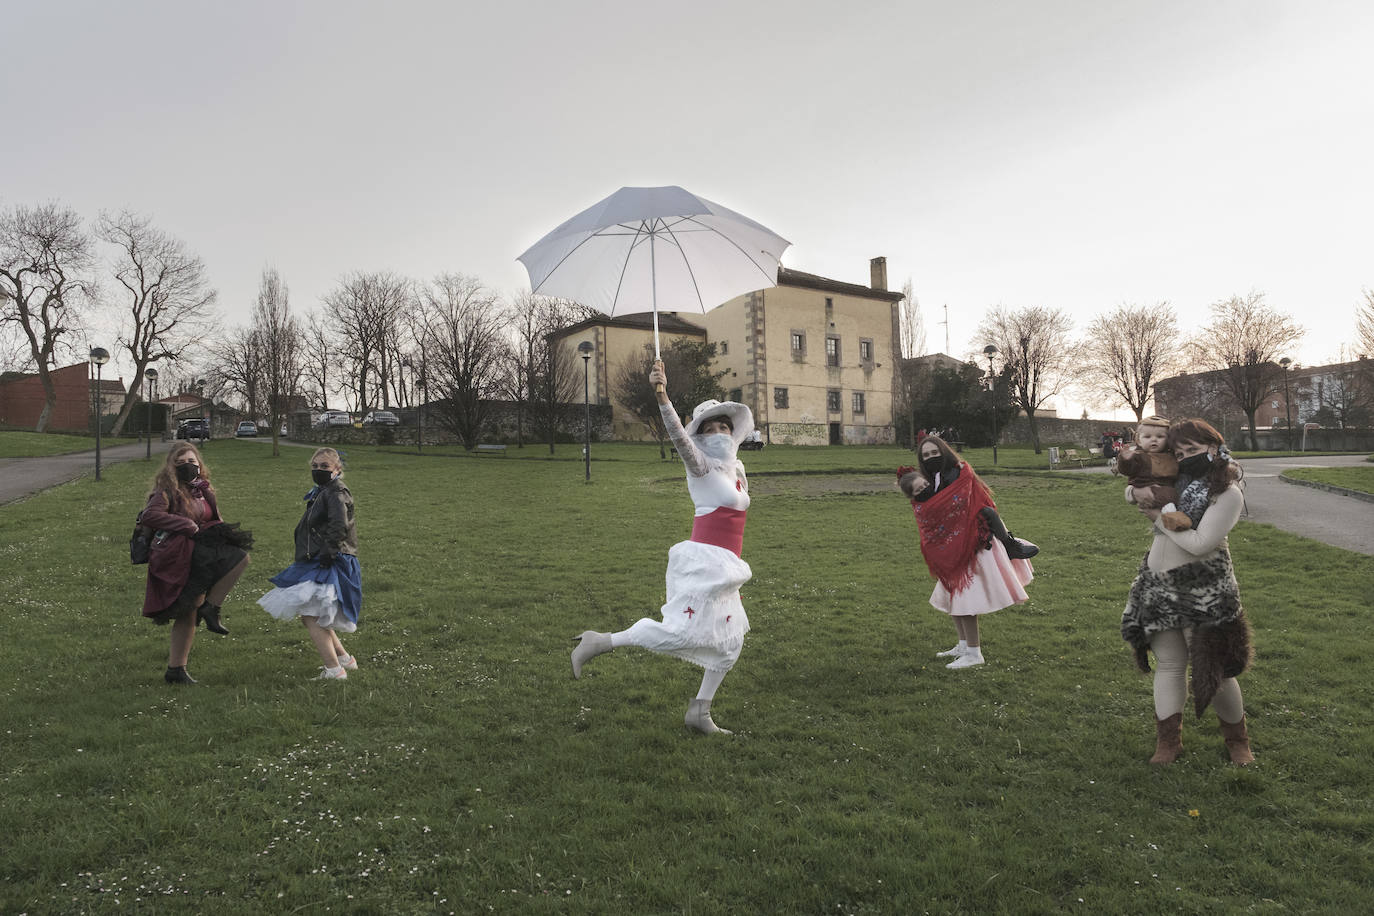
[1283,465,1374,496]
[1,440,1372,913]
[0,430,140,457]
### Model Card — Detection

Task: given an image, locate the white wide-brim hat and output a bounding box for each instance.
[684,399,754,446]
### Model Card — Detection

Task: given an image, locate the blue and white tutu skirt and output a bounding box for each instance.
[257,554,362,632]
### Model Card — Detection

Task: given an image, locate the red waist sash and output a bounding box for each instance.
[691,507,747,557]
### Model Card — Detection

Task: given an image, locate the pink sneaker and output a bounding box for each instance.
[338,654,359,671]
[315,666,348,680]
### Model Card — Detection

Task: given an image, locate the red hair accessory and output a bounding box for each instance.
[896,465,918,481]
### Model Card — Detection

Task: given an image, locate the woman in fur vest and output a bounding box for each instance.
[1120,418,1254,765]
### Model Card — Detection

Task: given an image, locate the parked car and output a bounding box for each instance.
[176,418,210,441]
[362,410,400,426]
[314,410,353,429]
[236,421,259,438]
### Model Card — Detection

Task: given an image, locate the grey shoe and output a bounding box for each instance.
[570,631,612,679]
[684,698,732,735]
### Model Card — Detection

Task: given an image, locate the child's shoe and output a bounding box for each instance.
[315,666,348,680]
[337,653,359,671]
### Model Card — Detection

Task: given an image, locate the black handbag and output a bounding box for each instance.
[130,512,153,565]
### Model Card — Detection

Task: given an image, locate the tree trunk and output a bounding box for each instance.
[1245,409,1260,451]
[1026,409,1042,453]
[35,366,57,433]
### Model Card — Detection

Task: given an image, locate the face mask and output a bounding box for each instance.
[1177,452,1212,478]
[921,456,944,476]
[696,433,736,460]
[175,462,200,483]
[312,469,336,487]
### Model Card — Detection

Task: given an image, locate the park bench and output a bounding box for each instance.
[475,444,507,456]
[1061,448,1088,468]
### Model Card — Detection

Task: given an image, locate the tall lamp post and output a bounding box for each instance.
[145,367,159,459]
[1279,357,1293,452]
[578,340,594,482]
[983,344,999,466]
[197,378,212,443]
[89,347,110,480]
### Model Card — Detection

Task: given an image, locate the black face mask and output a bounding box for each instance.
[175,463,200,483]
[1177,452,1212,478]
[921,456,945,476]
[312,469,335,487]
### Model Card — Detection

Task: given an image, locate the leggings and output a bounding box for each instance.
[1149,628,1245,722]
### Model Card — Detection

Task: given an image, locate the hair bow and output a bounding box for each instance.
[896,465,918,480]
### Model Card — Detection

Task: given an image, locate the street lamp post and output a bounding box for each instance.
[1279,357,1293,452]
[197,378,212,443]
[983,344,999,466]
[578,341,594,482]
[89,347,110,480]
[145,368,159,459]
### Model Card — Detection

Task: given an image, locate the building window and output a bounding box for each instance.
[1270,400,1278,409]
[859,338,873,362]
[827,389,841,412]
[728,387,742,402]
[852,392,865,414]
[790,331,805,355]
[825,336,840,367]
[774,387,789,409]
[824,297,834,322]
[719,340,728,356]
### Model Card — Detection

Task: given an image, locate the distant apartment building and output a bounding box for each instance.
[553,257,904,445]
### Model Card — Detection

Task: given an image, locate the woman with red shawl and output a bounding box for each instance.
[898,435,1037,669]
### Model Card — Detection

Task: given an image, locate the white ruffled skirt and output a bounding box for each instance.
[617,540,752,672]
[258,579,357,632]
[929,540,1034,616]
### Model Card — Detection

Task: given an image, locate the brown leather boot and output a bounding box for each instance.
[1150,712,1183,764]
[1218,715,1254,766]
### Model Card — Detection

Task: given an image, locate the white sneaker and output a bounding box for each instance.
[315,666,348,680]
[947,651,985,669]
[337,654,359,671]
[935,643,965,658]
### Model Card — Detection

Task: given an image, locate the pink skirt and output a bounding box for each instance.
[929,541,1033,615]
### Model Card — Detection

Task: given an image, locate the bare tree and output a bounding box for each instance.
[0,203,97,431]
[251,268,303,455]
[1187,292,1304,451]
[213,326,265,422]
[892,278,928,448]
[976,305,1077,453]
[323,271,410,411]
[97,211,219,435]
[299,310,334,408]
[419,273,508,449]
[1077,303,1181,423]
[1357,288,1374,360]
[506,291,595,451]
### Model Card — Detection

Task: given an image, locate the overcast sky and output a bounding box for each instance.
[5,0,1372,416]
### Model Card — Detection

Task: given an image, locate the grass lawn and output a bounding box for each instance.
[0,430,140,458]
[1,440,1371,913]
[1283,465,1374,496]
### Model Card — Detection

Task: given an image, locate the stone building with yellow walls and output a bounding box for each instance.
[551,257,904,445]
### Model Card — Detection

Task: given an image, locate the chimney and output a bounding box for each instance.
[869,257,887,291]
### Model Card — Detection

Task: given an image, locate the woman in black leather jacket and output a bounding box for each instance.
[257,448,362,680]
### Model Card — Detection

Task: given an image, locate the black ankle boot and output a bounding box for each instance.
[198,603,229,636]
[164,665,197,685]
[979,507,1040,559]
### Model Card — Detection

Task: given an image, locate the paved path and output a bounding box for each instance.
[0,439,176,506]
[1078,454,1373,557]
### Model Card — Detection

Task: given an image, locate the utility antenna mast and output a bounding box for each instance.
[939,304,950,355]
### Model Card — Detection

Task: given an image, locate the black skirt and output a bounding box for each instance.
[151,525,252,624]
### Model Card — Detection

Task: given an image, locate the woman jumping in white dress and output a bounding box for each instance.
[571,360,753,735]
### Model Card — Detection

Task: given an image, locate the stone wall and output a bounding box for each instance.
[289,402,614,448]
[999,415,1132,448]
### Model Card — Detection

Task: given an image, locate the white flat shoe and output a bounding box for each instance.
[935,644,965,658]
[946,653,984,669]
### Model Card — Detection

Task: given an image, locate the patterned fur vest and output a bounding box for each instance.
[1121,550,1253,718]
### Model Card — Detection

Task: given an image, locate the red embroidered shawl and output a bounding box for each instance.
[912,468,996,594]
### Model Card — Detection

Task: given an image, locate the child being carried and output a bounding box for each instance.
[1112,415,1192,531]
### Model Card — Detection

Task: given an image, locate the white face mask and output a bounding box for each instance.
[696,433,736,460]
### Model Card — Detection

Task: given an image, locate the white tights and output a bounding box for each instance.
[1149,628,1245,722]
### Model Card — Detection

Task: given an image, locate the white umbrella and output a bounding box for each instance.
[517,185,791,359]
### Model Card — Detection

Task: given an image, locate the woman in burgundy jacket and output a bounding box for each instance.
[140,443,250,684]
